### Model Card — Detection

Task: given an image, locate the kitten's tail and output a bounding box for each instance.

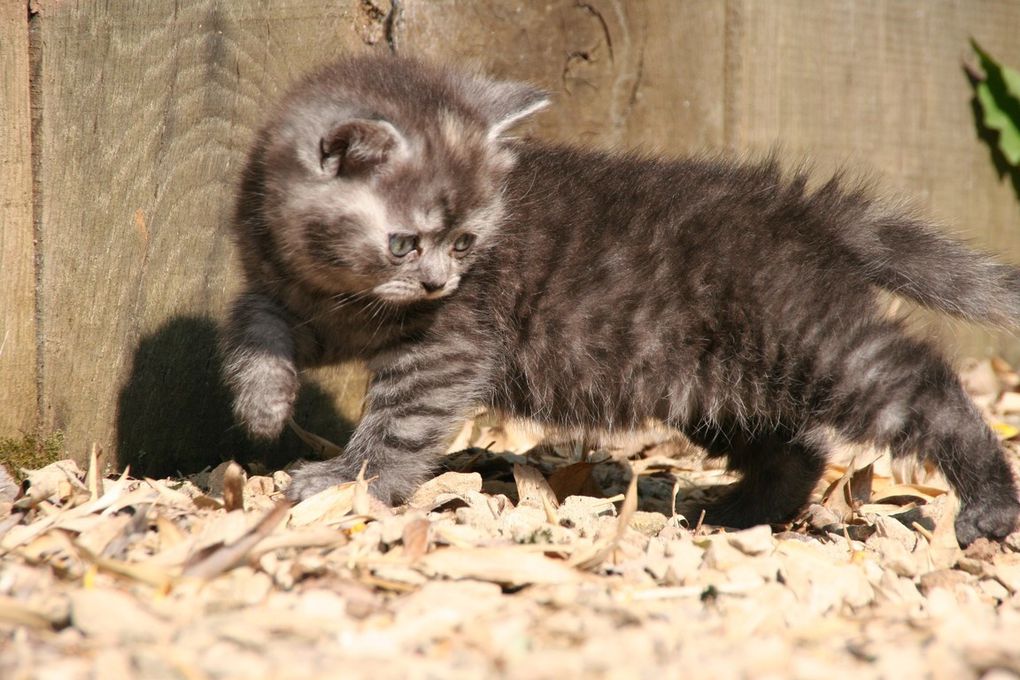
[839,202,1020,327]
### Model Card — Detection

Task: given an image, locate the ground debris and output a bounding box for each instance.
[3,361,1020,678]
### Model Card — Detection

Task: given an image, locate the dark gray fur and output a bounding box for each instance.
[221,54,1020,546]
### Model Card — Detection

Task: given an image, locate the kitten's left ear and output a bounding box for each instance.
[320,119,404,176]
[474,78,550,139]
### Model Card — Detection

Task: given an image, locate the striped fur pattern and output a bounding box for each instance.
[222,55,1020,545]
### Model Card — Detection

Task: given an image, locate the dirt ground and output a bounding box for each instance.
[3,358,1020,680]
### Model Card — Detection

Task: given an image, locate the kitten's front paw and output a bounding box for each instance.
[225,354,298,439]
[285,458,423,505]
[286,459,354,501]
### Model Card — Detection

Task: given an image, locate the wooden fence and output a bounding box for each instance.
[2,0,1020,470]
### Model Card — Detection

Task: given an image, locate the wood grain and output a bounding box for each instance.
[0,1,37,438]
[399,0,727,151]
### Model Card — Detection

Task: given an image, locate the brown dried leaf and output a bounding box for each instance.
[155,513,186,549]
[822,460,875,522]
[547,462,601,501]
[401,517,431,561]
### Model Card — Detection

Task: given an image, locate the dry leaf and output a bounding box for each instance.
[182,500,290,580]
[222,462,246,512]
[927,493,962,571]
[547,462,601,501]
[512,463,559,509]
[417,546,579,586]
[570,464,639,570]
[0,594,58,630]
[408,472,483,510]
[401,517,431,561]
[86,443,103,501]
[288,482,357,527]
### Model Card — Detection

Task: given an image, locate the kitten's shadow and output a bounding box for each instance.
[116,315,354,477]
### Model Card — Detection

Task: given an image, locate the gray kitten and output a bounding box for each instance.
[222,54,1020,546]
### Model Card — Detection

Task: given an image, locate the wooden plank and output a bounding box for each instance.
[725,0,1020,359]
[0,1,37,438]
[32,0,383,471]
[400,0,727,151]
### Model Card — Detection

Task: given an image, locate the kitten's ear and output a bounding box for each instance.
[320,119,403,176]
[474,78,550,139]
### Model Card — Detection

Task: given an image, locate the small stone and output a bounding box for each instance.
[963,537,1001,562]
[663,540,705,585]
[977,578,1010,602]
[727,525,774,556]
[991,554,1020,593]
[869,514,918,552]
[1005,530,1020,553]
[629,511,668,537]
[702,535,747,570]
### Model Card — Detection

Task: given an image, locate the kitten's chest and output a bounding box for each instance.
[296,298,431,362]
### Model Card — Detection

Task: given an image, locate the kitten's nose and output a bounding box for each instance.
[421,279,445,293]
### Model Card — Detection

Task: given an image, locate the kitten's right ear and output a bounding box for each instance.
[470,77,550,140]
[320,119,403,176]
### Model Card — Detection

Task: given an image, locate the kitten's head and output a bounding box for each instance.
[256,55,548,304]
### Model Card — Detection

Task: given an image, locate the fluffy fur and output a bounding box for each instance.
[221,54,1020,546]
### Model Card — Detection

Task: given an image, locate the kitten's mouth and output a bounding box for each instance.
[372,279,459,304]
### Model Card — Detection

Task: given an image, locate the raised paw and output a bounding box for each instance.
[224,353,298,439]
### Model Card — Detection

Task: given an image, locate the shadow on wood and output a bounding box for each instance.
[115,315,354,477]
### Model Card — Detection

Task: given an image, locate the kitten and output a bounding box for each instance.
[221,54,1020,546]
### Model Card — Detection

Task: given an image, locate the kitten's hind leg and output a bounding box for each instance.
[682,424,827,529]
[820,331,1020,546]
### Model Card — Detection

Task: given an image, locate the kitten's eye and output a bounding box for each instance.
[453,233,475,253]
[389,234,418,258]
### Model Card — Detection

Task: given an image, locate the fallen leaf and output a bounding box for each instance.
[222,462,246,512]
[401,517,431,561]
[547,462,601,501]
[417,546,579,586]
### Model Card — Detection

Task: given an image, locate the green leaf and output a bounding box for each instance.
[971,39,1020,167]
